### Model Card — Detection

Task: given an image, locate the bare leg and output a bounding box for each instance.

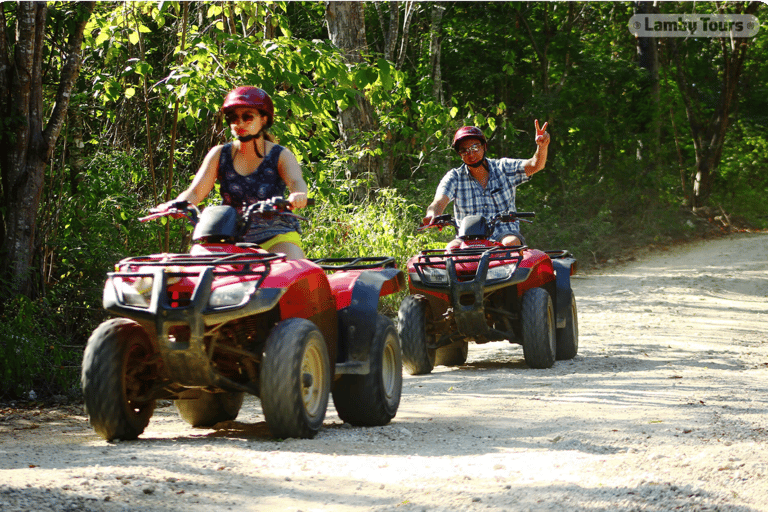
[445,238,462,251]
[500,234,522,246]
[268,241,306,260]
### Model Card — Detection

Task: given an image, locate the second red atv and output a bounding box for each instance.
[398,211,578,374]
[81,198,405,441]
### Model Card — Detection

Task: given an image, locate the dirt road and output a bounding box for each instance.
[2,232,767,512]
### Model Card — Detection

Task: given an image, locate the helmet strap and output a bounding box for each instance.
[467,158,486,169]
[237,131,264,157]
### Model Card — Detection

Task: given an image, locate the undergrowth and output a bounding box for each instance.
[0,184,756,401]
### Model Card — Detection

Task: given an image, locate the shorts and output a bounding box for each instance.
[257,231,303,251]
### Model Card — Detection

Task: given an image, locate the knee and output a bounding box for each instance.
[445,238,461,251]
[270,242,305,260]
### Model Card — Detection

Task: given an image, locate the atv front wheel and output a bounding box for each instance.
[260,318,330,439]
[521,288,556,369]
[435,340,469,367]
[398,295,436,375]
[174,391,245,427]
[81,318,158,441]
[556,289,579,360]
[332,315,402,426]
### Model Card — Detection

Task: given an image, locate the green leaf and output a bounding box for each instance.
[128,30,139,45]
[124,87,136,99]
[378,58,392,90]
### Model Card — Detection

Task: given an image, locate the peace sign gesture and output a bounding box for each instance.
[534,119,550,146]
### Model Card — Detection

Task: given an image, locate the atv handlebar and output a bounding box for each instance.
[139,201,199,223]
[243,197,315,223]
[140,197,315,225]
[419,211,535,231]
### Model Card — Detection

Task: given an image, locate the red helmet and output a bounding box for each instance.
[221,86,274,128]
[452,126,486,151]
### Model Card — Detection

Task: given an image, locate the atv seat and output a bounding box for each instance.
[192,205,240,243]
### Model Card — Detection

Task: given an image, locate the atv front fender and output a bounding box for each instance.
[550,254,577,328]
[331,268,405,374]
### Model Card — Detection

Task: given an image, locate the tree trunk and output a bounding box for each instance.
[325,1,381,194]
[429,4,445,104]
[375,1,400,62]
[669,1,758,209]
[395,1,415,71]
[634,1,660,177]
[0,2,94,299]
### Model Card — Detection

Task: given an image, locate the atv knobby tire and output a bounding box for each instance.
[556,289,579,360]
[435,340,469,367]
[174,391,245,427]
[398,295,436,375]
[81,318,157,441]
[260,318,331,439]
[521,287,556,369]
[333,315,402,426]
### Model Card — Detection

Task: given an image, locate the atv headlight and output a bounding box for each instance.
[421,266,449,285]
[208,282,256,307]
[115,278,151,307]
[486,264,515,281]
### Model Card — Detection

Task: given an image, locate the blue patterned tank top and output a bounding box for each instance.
[217,142,301,244]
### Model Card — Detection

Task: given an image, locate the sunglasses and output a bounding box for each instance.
[225,112,258,125]
[458,143,483,156]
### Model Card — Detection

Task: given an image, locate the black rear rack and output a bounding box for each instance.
[311,256,397,271]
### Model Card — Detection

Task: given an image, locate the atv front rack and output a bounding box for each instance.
[106,251,287,325]
[412,246,525,283]
[116,251,286,290]
[312,256,397,271]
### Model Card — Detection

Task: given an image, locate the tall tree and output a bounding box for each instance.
[325,1,381,193]
[668,1,761,209]
[634,1,660,174]
[0,2,94,299]
[428,4,446,104]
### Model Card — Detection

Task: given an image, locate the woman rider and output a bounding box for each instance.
[156,86,308,260]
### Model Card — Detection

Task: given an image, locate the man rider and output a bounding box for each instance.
[423,121,550,250]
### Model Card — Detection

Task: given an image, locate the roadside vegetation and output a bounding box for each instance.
[1,1,765,399]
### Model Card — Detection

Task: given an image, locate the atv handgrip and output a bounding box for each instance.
[418,214,456,231]
[139,201,197,223]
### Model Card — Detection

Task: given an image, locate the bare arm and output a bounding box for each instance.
[523,119,550,177]
[159,145,223,208]
[278,149,308,208]
[423,192,451,225]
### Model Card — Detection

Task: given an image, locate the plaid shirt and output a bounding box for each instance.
[436,157,529,239]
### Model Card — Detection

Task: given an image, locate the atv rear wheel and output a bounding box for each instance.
[521,287,556,369]
[398,295,436,375]
[435,340,469,367]
[332,315,402,426]
[556,289,579,360]
[174,391,245,427]
[260,318,330,439]
[81,318,157,441]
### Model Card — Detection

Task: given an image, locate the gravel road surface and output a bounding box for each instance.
[2,232,767,512]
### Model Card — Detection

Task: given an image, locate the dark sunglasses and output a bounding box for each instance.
[225,112,257,124]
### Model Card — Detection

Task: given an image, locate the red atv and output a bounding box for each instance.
[398,211,578,374]
[81,198,405,441]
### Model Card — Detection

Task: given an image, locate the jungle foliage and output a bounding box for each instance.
[0,1,765,398]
